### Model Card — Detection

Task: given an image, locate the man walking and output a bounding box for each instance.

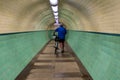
[55,24,67,53]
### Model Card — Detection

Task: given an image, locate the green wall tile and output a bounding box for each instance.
[67,30,120,80]
[0,31,50,80]
[0,30,120,80]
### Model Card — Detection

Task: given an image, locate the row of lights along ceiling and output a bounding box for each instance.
[49,0,59,25]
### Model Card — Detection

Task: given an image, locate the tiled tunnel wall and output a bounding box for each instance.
[0,30,119,80]
[0,0,120,80]
[67,30,120,80]
[0,31,50,80]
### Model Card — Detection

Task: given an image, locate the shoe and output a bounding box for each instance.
[61,50,64,53]
[56,54,59,57]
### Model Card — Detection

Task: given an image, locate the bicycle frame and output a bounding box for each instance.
[54,40,59,56]
[53,32,59,56]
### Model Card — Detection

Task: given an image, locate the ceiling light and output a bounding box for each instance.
[49,0,58,5]
[53,12,58,16]
[51,6,58,12]
[55,19,59,24]
[54,16,58,18]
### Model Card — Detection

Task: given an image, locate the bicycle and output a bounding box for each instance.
[54,38,59,56]
[53,34,59,56]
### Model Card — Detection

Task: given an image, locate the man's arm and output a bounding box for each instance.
[55,28,58,32]
[64,28,67,34]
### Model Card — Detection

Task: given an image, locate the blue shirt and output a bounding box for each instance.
[55,26,67,40]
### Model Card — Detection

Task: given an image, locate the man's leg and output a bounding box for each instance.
[59,42,62,50]
[61,42,64,53]
[59,39,65,53]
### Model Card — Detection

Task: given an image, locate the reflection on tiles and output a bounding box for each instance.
[30,69,52,73]
[33,65,55,69]
[23,40,91,80]
[54,72,81,78]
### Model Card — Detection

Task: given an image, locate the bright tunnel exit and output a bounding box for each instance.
[0,0,120,80]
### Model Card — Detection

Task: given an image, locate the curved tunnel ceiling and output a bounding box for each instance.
[0,0,120,33]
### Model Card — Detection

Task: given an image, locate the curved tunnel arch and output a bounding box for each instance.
[0,0,120,80]
[16,2,53,31]
[0,0,120,33]
[59,4,92,30]
[60,1,102,31]
[59,0,120,33]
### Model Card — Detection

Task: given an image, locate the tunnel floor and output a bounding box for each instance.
[16,40,92,80]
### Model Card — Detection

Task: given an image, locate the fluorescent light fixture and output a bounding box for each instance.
[53,12,58,16]
[49,0,59,25]
[55,20,58,23]
[54,15,58,18]
[51,6,58,12]
[49,0,58,5]
[54,21,59,25]
[55,19,59,24]
[54,16,59,23]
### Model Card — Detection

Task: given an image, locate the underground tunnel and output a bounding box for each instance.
[0,0,120,80]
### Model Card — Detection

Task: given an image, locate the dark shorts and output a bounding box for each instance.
[58,39,65,43]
